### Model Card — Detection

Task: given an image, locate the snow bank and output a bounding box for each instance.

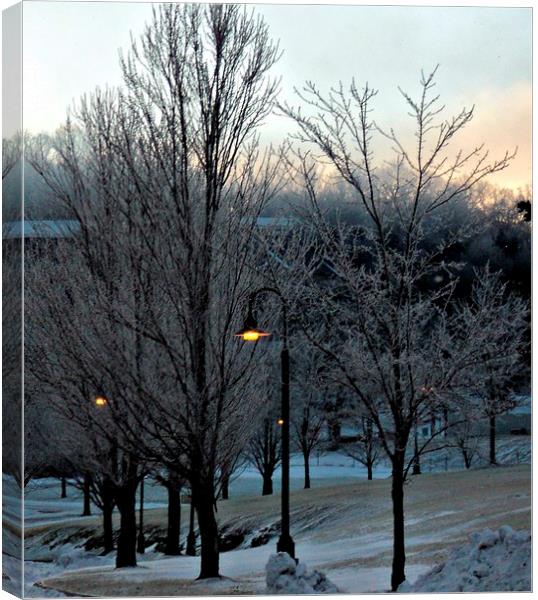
[398,526,531,593]
[266,552,338,594]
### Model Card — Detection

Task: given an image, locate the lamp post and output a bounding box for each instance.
[235,287,295,559]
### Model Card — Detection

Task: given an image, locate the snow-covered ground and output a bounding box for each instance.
[27,529,432,596]
[229,452,392,498]
[15,434,530,525]
[398,526,531,592]
[7,461,529,596]
[2,439,530,596]
[14,452,392,529]
[266,552,338,593]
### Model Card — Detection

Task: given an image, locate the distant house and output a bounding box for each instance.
[3,220,80,262]
[497,395,531,435]
[416,415,446,440]
[337,393,531,449]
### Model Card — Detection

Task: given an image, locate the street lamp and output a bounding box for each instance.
[235,287,296,559]
[94,395,108,407]
[233,301,271,342]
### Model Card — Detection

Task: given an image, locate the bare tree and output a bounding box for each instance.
[2,139,23,486]
[342,414,381,480]
[2,133,21,180]
[108,5,283,578]
[247,389,282,496]
[459,268,528,465]
[218,451,247,501]
[25,232,148,568]
[27,4,282,579]
[449,414,480,469]
[280,68,518,590]
[54,422,118,554]
[154,467,186,556]
[290,341,325,489]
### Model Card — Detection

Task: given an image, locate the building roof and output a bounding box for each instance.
[3,217,296,240]
[3,220,80,239]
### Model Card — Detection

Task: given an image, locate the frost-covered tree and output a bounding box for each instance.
[105,5,282,577]
[154,467,186,556]
[2,133,21,181]
[2,134,23,486]
[47,417,118,554]
[218,451,247,501]
[247,387,281,496]
[449,412,480,469]
[459,269,528,465]
[290,341,325,489]
[342,414,380,480]
[280,68,519,590]
[24,225,149,568]
[27,3,282,579]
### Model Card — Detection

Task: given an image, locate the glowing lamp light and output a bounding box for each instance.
[94,396,108,407]
[277,418,284,426]
[234,308,270,342]
[241,330,261,342]
[236,329,270,342]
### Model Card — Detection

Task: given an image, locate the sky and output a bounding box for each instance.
[15,1,533,190]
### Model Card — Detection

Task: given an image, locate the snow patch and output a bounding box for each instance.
[398,526,530,593]
[266,552,338,594]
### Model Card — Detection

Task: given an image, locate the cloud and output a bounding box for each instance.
[452,81,531,190]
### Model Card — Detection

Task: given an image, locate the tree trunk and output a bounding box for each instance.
[221,474,229,500]
[390,455,406,591]
[102,496,115,555]
[303,452,311,489]
[165,485,182,555]
[463,449,472,469]
[115,484,138,568]
[367,461,373,481]
[82,473,92,516]
[60,477,67,498]
[186,500,197,556]
[412,427,421,475]
[137,478,145,554]
[262,473,273,496]
[489,414,497,465]
[194,487,220,579]
[327,417,341,450]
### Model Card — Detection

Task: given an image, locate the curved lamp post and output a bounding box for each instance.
[235,287,296,559]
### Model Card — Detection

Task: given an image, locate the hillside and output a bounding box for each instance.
[10,464,530,596]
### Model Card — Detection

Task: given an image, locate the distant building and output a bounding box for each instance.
[3,220,80,240]
[497,395,531,435]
